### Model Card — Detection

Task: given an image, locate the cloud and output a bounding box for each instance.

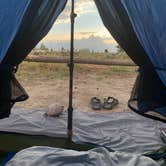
[56,0,95,24]
[78,31,96,35]
[43,31,116,43]
[43,34,70,42]
[43,30,98,42]
[42,35,117,53]
[103,38,117,45]
[75,0,95,16]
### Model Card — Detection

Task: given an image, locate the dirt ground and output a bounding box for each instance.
[15,70,136,113]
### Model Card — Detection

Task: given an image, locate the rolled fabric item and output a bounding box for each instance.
[44,104,65,117]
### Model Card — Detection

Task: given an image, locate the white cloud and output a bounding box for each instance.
[75,0,95,16]
[56,0,95,24]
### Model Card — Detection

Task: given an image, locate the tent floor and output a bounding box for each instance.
[0,133,96,165]
[0,109,165,156]
[0,132,94,153]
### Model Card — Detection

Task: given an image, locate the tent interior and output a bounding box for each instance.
[0,0,166,165]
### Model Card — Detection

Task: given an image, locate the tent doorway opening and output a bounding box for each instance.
[14,0,137,113]
[11,0,139,144]
[0,1,166,162]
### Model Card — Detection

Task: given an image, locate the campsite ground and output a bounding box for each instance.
[15,53,137,112]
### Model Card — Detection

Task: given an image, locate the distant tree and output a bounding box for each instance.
[61,47,65,52]
[61,47,68,56]
[104,49,109,53]
[116,45,124,53]
[40,43,48,50]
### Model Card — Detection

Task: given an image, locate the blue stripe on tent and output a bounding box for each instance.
[120,0,166,86]
[1,152,16,166]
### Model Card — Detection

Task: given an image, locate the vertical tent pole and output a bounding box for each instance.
[67,0,76,142]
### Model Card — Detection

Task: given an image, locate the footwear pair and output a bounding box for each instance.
[90,97,119,110]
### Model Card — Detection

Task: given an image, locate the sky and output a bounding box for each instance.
[41,0,117,52]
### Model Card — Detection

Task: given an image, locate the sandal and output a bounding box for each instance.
[90,97,102,110]
[103,97,119,110]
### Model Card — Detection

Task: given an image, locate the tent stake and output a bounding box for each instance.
[67,0,76,142]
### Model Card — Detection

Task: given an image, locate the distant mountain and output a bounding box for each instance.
[40,35,117,53]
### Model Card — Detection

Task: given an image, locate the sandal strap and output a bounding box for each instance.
[91,97,101,103]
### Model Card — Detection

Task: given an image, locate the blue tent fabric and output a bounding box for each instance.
[94,0,166,122]
[0,0,31,63]
[120,0,166,118]
[121,0,166,87]
[1,0,67,65]
[1,152,16,166]
[0,0,67,118]
[94,0,150,67]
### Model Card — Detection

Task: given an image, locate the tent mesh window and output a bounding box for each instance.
[129,66,166,121]
[0,66,28,119]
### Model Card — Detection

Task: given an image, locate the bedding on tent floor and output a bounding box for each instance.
[0,108,165,165]
[5,146,160,166]
[0,108,165,155]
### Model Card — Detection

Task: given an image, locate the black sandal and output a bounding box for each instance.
[103,97,119,110]
[90,97,102,110]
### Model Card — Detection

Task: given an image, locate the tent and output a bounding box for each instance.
[0,0,166,158]
[94,0,166,122]
[1,0,166,122]
[0,0,67,118]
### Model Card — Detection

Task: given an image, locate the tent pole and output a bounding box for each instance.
[67,0,76,142]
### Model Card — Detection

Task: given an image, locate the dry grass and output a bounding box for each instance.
[15,52,137,111]
[17,51,137,80]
